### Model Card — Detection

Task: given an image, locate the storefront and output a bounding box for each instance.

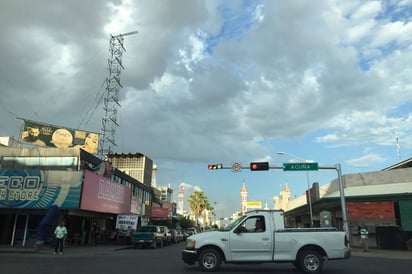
[0,147,153,247]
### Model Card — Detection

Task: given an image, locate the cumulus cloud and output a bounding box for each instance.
[1,1,412,215]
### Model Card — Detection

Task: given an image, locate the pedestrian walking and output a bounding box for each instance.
[92,222,100,245]
[54,220,67,254]
[359,224,369,252]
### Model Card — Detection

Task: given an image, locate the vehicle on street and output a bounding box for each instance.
[171,229,183,243]
[159,226,172,246]
[131,225,164,248]
[185,227,197,236]
[182,210,351,274]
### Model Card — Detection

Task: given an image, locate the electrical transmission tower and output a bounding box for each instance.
[99,31,138,158]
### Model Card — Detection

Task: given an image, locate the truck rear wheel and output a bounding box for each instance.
[298,250,323,274]
[198,248,221,272]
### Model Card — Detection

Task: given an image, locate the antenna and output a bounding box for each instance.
[99,30,138,158]
[395,131,401,160]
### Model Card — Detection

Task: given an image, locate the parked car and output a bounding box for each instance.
[158,226,172,245]
[181,230,189,240]
[131,225,164,248]
[177,229,184,241]
[185,227,197,236]
[170,229,182,243]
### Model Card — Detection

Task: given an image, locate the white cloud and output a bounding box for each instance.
[372,21,412,47]
[351,1,382,20]
[178,31,208,72]
[1,0,412,216]
[346,153,386,167]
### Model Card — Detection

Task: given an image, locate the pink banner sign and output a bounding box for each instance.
[81,170,131,214]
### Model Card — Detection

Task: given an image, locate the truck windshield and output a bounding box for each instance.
[138,226,155,232]
[221,215,247,231]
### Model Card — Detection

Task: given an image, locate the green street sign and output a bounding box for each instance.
[283,162,318,171]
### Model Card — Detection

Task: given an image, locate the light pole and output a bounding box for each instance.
[277,151,314,227]
[213,202,217,224]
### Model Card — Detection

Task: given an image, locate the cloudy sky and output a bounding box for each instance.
[1,0,412,218]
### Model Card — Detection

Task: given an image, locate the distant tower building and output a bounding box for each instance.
[177,185,185,214]
[151,164,157,187]
[107,153,153,187]
[157,185,172,202]
[273,183,291,210]
[240,182,248,213]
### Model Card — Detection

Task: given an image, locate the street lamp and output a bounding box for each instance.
[277,151,314,227]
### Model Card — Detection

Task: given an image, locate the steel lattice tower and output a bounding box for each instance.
[99,31,137,158]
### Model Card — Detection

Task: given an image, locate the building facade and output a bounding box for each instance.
[0,147,154,247]
[107,153,153,187]
[282,166,412,250]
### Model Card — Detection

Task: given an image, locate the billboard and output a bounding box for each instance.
[80,170,132,214]
[20,119,99,154]
[151,206,169,218]
[0,169,83,208]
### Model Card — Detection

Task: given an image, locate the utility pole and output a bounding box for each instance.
[99,31,138,158]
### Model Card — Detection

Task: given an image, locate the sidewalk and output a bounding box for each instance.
[350,247,412,260]
[0,244,131,256]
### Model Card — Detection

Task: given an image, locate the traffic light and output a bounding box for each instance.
[250,162,269,171]
[208,164,223,170]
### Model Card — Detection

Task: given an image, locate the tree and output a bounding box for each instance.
[188,191,209,227]
[179,216,196,229]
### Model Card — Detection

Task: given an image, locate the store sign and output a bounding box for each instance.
[0,169,82,208]
[151,207,169,218]
[80,170,131,214]
[246,201,262,208]
[116,214,139,231]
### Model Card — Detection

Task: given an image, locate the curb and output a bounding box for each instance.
[351,248,412,260]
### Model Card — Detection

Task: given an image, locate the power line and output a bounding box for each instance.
[77,79,106,129]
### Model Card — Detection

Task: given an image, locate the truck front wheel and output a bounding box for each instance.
[198,248,221,272]
[297,250,323,274]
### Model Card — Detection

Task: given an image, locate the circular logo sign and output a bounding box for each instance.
[232,162,242,172]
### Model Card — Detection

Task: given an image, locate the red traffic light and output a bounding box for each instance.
[208,164,223,170]
[250,162,269,171]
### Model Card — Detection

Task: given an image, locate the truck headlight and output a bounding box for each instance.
[185,239,196,249]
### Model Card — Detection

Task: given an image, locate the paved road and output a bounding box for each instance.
[0,244,411,274]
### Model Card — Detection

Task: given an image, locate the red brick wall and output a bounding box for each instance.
[347,201,394,220]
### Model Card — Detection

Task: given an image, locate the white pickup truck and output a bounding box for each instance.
[182,210,351,274]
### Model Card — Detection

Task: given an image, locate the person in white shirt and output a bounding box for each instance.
[54,221,68,255]
[359,224,369,252]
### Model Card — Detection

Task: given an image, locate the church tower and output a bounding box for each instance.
[273,183,291,210]
[240,182,248,213]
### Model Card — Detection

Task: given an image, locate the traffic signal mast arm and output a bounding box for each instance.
[208,162,337,171]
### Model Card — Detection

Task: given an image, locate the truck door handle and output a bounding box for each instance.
[262,238,269,241]
[221,238,228,241]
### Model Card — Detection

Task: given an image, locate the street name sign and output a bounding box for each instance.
[283,162,319,171]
